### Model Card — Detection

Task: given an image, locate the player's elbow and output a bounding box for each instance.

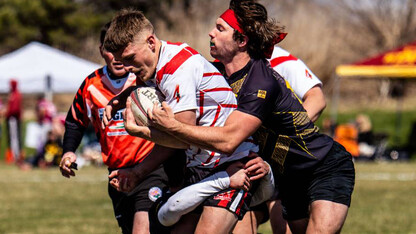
[220,141,240,155]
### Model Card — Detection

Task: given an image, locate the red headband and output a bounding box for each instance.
[264,33,288,58]
[220,9,244,34]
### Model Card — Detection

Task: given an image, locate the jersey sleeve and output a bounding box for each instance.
[275,60,322,99]
[158,56,201,114]
[62,78,90,153]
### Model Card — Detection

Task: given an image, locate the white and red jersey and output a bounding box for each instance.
[69,66,154,168]
[268,46,322,99]
[151,41,258,168]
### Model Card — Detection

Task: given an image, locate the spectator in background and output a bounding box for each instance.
[36,94,57,125]
[6,79,23,163]
[20,96,63,170]
[356,114,376,159]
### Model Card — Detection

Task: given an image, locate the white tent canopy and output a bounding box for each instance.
[0,41,101,94]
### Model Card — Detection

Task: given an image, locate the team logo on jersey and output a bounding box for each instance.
[98,108,124,121]
[257,90,267,99]
[213,191,233,202]
[305,69,312,79]
[174,84,181,103]
[148,187,162,202]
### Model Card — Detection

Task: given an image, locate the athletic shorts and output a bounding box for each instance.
[184,159,257,220]
[108,165,168,233]
[278,141,355,221]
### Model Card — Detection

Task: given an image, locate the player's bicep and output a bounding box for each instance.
[174,109,196,126]
[223,110,262,150]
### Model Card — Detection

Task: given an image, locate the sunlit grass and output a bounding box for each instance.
[1,161,415,233]
[259,160,416,234]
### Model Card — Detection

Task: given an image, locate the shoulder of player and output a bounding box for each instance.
[85,67,104,80]
[249,59,279,84]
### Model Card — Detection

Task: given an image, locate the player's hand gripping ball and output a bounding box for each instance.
[129,87,165,126]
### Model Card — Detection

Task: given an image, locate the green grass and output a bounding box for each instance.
[1,161,416,233]
[258,161,416,234]
[0,164,119,234]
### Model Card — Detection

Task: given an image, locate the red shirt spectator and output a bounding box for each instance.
[6,79,22,119]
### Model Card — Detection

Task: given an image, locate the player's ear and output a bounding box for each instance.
[147,35,156,51]
[238,35,249,48]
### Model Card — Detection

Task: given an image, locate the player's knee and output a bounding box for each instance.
[158,201,183,226]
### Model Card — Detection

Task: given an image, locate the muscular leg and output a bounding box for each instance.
[132,211,150,234]
[306,200,349,234]
[171,213,200,234]
[195,206,238,234]
[287,219,308,234]
[232,211,263,234]
[268,200,293,234]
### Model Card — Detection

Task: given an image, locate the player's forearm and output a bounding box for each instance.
[166,119,243,154]
[62,120,86,154]
[131,125,189,149]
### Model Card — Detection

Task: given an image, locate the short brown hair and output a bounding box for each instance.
[104,9,154,52]
[230,0,284,59]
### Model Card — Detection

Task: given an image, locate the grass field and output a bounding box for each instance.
[1,161,415,234]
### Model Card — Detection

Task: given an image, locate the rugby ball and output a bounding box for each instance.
[129,87,164,126]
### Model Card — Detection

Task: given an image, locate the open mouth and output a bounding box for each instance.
[113,63,124,70]
[210,41,215,47]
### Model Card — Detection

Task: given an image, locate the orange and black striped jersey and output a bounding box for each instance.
[64,66,154,169]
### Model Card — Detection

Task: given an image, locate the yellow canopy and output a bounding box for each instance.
[336,41,416,78]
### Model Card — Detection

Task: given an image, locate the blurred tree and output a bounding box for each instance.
[0,0,108,55]
[325,0,416,58]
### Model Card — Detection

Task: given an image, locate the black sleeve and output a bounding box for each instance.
[62,109,87,154]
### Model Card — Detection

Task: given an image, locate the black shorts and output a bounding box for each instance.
[184,159,256,220]
[108,165,168,233]
[278,141,355,221]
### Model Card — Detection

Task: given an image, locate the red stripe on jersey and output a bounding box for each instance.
[269,54,298,67]
[196,91,204,125]
[213,158,221,168]
[166,41,183,46]
[203,72,222,77]
[203,87,233,92]
[203,151,216,165]
[156,46,198,84]
[210,105,221,127]
[221,104,238,108]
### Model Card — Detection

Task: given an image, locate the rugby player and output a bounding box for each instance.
[59,22,169,234]
[149,0,355,233]
[102,9,265,233]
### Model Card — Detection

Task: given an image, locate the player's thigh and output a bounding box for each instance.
[132,211,149,234]
[171,212,200,234]
[307,200,348,234]
[268,200,293,234]
[195,206,238,234]
[233,211,260,234]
